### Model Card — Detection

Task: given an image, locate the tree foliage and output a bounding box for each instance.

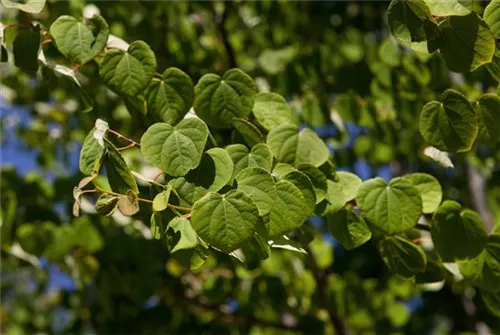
[1,0,500,334]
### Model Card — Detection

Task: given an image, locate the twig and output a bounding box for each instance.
[117,143,137,151]
[305,247,347,335]
[107,129,140,147]
[72,63,80,72]
[154,72,163,79]
[42,39,52,46]
[153,171,163,181]
[212,3,237,68]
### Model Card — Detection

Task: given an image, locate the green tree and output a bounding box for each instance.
[1,1,500,334]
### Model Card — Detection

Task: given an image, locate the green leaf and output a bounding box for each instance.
[117,190,139,216]
[476,94,500,145]
[191,190,259,253]
[272,163,297,180]
[168,177,207,206]
[404,173,442,214]
[79,128,104,175]
[1,0,45,13]
[481,290,500,317]
[99,40,156,96]
[226,143,273,180]
[438,14,495,72]
[431,200,487,262]
[140,118,209,177]
[95,194,118,216]
[327,209,372,250]
[146,67,194,124]
[297,164,328,204]
[193,68,257,128]
[50,15,109,65]
[266,123,329,167]
[232,118,264,147]
[73,218,103,253]
[419,89,478,152]
[319,180,348,216]
[336,171,362,202]
[387,0,436,44]
[150,212,163,240]
[424,0,472,16]
[153,188,171,212]
[252,92,292,131]
[244,233,270,260]
[484,0,500,38]
[378,236,427,279]
[13,27,40,73]
[356,177,422,235]
[459,234,500,292]
[185,148,233,192]
[236,167,277,216]
[171,242,210,270]
[167,217,199,253]
[103,139,138,194]
[283,171,316,214]
[264,180,310,237]
[485,51,500,82]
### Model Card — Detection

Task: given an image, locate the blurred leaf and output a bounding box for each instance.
[252,92,292,130]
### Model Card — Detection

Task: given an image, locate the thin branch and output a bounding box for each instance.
[3,23,32,30]
[42,39,52,46]
[153,171,163,182]
[212,3,237,68]
[72,63,81,72]
[154,72,163,79]
[168,204,192,212]
[305,247,347,335]
[466,162,494,233]
[117,143,137,151]
[107,129,140,147]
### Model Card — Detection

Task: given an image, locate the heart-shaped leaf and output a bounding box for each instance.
[419,89,478,152]
[194,68,257,128]
[146,67,194,124]
[283,171,316,214]
[356,177,422,235]
[266,123,329,167]
[475,94,500,145]
[327,209,372,250]
[235,167,277,216]
[252,92,292,130]
[226,143,273,180]
[431,200,487,262]
[50,15,109,65]
[185,148,234,192]
[168,177,207,206]
[191,190,259,253]
[387,0,437,44]
[99,40,156,96]
[438,14,495,72]
[141,118,209,177]
[264,180,310,237]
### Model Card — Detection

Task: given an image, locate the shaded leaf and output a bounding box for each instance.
[95,193,118,216]
[79,128,104,175]
[191,190,259,253]
[379,236,427,278]
[146,67,194,124]
[232,118,264,147]
[13,27,40,73]
[185,147,233,192]
[327,209,372,250]
[104,139,138,194]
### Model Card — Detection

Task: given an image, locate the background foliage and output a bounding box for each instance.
[1,0,500,334]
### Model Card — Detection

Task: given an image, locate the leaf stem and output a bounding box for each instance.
[154,72,163,79]
[168,204,192,212]
[3,23,32,30]
[117,143,137,151]
[42,39,52,46]
[72,63,81,72]
[107,129,140,147]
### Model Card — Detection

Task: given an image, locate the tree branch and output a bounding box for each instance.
[305,248,347,335]
[212,3,237,68]
[466,162,494,233]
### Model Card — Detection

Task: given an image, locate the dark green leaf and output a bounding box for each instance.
[419,89,478,152]
[99,40,156,96]
[185,148,233,192]
[327,209,372,250]
[193,68,257,128]
[476,94,500,145]
[379,236,427,278]
[50,15,109,64]
[232,118,265,147]
[431,200,487,262]
[13,27,40,73]
[104,138,138,194]
[79,128,104,175]
[146,67,194,124]
[191,190,259,252]
[226,143,273,180]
